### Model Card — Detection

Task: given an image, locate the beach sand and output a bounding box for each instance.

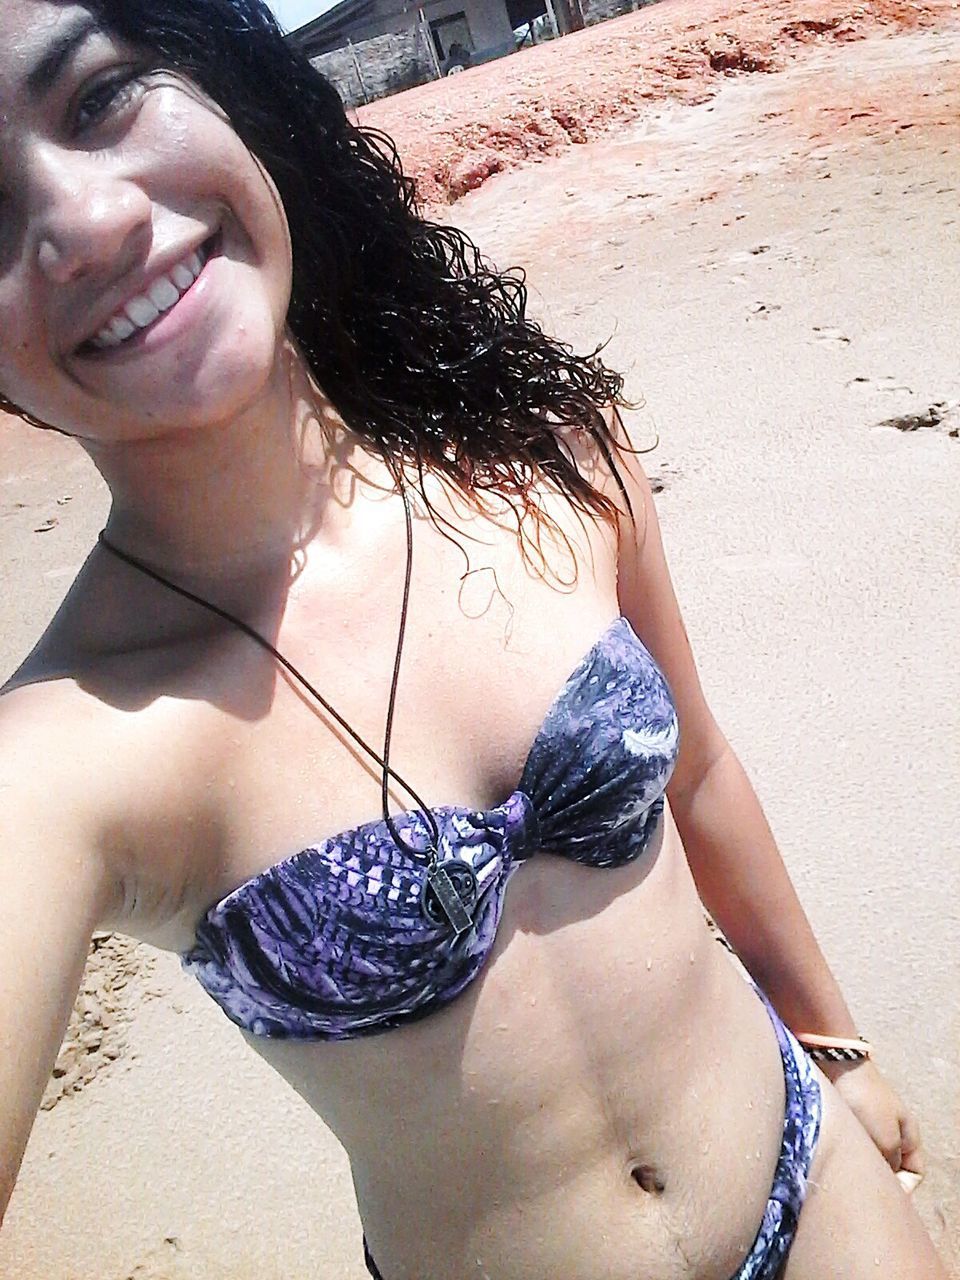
[1,2,957,1274]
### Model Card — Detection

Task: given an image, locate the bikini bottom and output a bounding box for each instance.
[363,988,823,1280]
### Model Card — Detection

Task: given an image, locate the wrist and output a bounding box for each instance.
[819,1053,874,1084]
[795,1031,873,1077]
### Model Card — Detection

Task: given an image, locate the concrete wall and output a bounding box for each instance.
[310,0,518,107]
[430,0,516,50]
[309,0,665,108]
[334,0,513,46]
[581,0,657,25]
[311,23,434,108]
[339,0,419,44]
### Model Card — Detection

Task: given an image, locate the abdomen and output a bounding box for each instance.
[251,813,789,1280]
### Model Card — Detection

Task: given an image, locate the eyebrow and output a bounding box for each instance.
[25,12,103,98]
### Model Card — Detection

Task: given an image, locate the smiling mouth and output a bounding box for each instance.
[78,234,220,356]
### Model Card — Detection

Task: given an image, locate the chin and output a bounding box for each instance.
[112,309,287,439]
[175,335,282,425]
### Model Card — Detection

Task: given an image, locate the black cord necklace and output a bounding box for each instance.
[97,486,479,934]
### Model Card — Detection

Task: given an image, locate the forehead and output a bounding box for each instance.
[0,2,115,125]
[0,2,95,64]
[0,3,100,89]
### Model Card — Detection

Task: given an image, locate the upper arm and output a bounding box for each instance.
[605,410,729,803]
[0,701,121,1223]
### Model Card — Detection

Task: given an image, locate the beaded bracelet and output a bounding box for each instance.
[796,1032,872,1064]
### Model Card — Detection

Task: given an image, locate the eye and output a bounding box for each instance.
[73,68,144,134]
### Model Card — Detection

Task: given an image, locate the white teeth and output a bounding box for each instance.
[125,294,161,327]
[171,263,196,290]
[148,275,182,312]
[87,244,210,351]
[110,315,137,341]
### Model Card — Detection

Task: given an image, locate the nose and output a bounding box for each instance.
[31,146,152,285]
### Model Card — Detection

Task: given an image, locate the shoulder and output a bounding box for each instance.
[582,408,730,795]
[0,655,216,939]
[554,403,655,552]
[0,679,126,926]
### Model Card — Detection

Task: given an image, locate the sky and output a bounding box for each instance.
[265,0,342,32]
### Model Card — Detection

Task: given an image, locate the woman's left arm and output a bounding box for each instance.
[612,437,922,1178]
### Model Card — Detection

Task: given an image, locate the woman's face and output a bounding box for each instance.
[0,1,294,442]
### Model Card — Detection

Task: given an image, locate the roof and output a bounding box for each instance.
[289,0,386,53]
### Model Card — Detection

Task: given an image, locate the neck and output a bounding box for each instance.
[87,344,379,581]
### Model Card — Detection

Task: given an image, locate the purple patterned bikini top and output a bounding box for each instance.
[180,617,680,1040]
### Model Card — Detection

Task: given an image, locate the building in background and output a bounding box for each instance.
[290,0,649,108]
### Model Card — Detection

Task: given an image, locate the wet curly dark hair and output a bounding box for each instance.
[7,0,637,528]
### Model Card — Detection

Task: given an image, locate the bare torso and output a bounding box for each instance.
[7,450,788,1280]
[254,830,786,1280]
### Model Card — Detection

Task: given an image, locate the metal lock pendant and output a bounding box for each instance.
[422,859,479,934]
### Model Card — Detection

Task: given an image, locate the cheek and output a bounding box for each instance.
[236,155,294,304]
[139,89,293,304]
[0,325,48,412]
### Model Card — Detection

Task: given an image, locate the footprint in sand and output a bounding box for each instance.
[727,246,771,264]
[120,1238,185,1280]
[649,465,682,494]
[746,301,782,320]
[41,934,154,1112]
[873,401,959,439]
[846,375,913,393]
[812,326,850,345]
[119,1235,235,1280]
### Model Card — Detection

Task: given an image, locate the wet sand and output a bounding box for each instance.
[1,8,957,1277]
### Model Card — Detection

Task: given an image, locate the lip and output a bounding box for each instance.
[72,232,221,359]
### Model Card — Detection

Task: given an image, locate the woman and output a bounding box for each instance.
[0,1,947,1276]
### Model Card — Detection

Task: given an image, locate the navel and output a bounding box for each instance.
[630,1162,666,1195]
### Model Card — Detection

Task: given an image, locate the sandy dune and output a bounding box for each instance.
[1,3,957,1275]
[359,0,955,207]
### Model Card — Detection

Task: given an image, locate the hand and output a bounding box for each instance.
[822,1058,925,1187]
